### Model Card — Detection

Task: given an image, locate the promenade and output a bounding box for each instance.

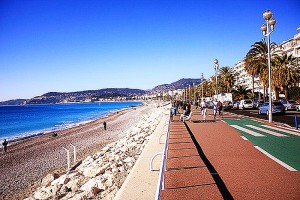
[160,108,300,199]
[115,106,300,199]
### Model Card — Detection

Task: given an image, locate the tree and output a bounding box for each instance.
[219,66,236,93]
[244,39,278,101]
[273,53,299,100]
[231,85,252,100]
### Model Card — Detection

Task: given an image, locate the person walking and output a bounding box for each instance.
[200,100,207,120]
[2,139,8,154]
[212,100,218,120]
[217,101,223,117]
[103,121,107,130]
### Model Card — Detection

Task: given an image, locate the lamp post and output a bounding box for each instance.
[214,59,219,100]
[261,10,276,123]
[201,73,204,100]
[193,83,196,104]
[189,85,191,101]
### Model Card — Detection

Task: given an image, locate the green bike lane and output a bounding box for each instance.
[223,118,300,171]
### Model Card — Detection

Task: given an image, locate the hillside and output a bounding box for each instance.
[150,78,201,94]
[26,88,146,104]
[0,78,202,105]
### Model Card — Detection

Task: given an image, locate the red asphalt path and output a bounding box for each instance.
[161,109,300,200]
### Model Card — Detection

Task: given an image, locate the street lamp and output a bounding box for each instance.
[201,73,204,100]
[261,10,276,123]
[193,82,196,104]
[214,59,219,99]
[189,85,191,101]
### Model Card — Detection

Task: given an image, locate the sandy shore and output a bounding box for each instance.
[0,102,155,200]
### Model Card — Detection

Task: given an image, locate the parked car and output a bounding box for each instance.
[253,100,264,109]
[223,101,233,110]
[232,101,240,109]
[239,99,253,109]
[281,100,297,110]
[258,101,286,115]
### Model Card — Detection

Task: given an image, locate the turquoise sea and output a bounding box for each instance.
[0,101,142,143]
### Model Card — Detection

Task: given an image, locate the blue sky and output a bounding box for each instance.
[0,0,299,101]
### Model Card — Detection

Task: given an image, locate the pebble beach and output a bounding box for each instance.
[0,101,169,200]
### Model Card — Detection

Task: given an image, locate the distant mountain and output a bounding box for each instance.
[0,99,28,105]
[150,78,201,94]
[26,88,146,104]
[0,78,203,105]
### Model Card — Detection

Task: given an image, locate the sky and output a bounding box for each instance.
[0,0,299,101]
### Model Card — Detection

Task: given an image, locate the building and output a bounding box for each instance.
[231,28,300,99]
[279,27,300,58]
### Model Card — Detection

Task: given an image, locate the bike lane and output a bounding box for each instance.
[223,118,300,171]
[185,111,300,199]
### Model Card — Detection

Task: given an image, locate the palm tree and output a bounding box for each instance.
[244,39,278,101]
[219,66,236,93]
[205,80,214,97]
[273,53,299,99]
[231,85,252,100]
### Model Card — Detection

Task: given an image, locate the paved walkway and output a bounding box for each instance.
[161,108,300,199]
[114,107,170,200]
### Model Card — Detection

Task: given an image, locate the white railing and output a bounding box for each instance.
[153,118,170,200]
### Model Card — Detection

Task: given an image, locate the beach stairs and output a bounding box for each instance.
[159,114,224,200]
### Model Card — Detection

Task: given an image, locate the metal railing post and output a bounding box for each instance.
[63,147,70,170]
[70,144,77,164]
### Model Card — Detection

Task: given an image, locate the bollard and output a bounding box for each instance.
[295,115,299,130]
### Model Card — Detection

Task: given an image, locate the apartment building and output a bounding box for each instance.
[231,28,300,98]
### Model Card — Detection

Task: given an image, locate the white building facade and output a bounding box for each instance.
[231,28,300,99]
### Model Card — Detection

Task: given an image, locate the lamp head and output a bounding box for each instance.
[269,18,276,30]
[263,10,273,20]
[261,24,267,35]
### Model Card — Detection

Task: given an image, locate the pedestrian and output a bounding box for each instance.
[212,100,218,120]
[103,121,107,130]
[170,108,174,121]
[217,101,223,117]
[2,139,8,154]
[200,100,207,120]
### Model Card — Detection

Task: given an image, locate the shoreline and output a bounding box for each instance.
[0,102,150,199]
[1,102,144,146]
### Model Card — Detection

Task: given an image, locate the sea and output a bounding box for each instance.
[0,101,143,144]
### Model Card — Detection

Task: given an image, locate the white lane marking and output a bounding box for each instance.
[230,125,265,137]
[246,125,288,137]
[240,136,248,140]
[254,146,297,171]
[278,126,300,132]
[261,125,300,136]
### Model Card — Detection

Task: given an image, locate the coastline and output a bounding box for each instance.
[0,102,150,199]
[0,101,143,146]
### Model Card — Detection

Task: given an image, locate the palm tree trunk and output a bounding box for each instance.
[284,85,289,100]
[252,75,255,97]
[264,85,266,101]
[275,87,279,100]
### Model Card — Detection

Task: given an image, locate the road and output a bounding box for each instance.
[225,108,300,128]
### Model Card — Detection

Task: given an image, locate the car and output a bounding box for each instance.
[258,101,286,115]
[232,101,240,109]
[223,101,233,110]
[296,104,300,112]
[253,100,264,109]
[281,100,297,110]
[239,99,253,109]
